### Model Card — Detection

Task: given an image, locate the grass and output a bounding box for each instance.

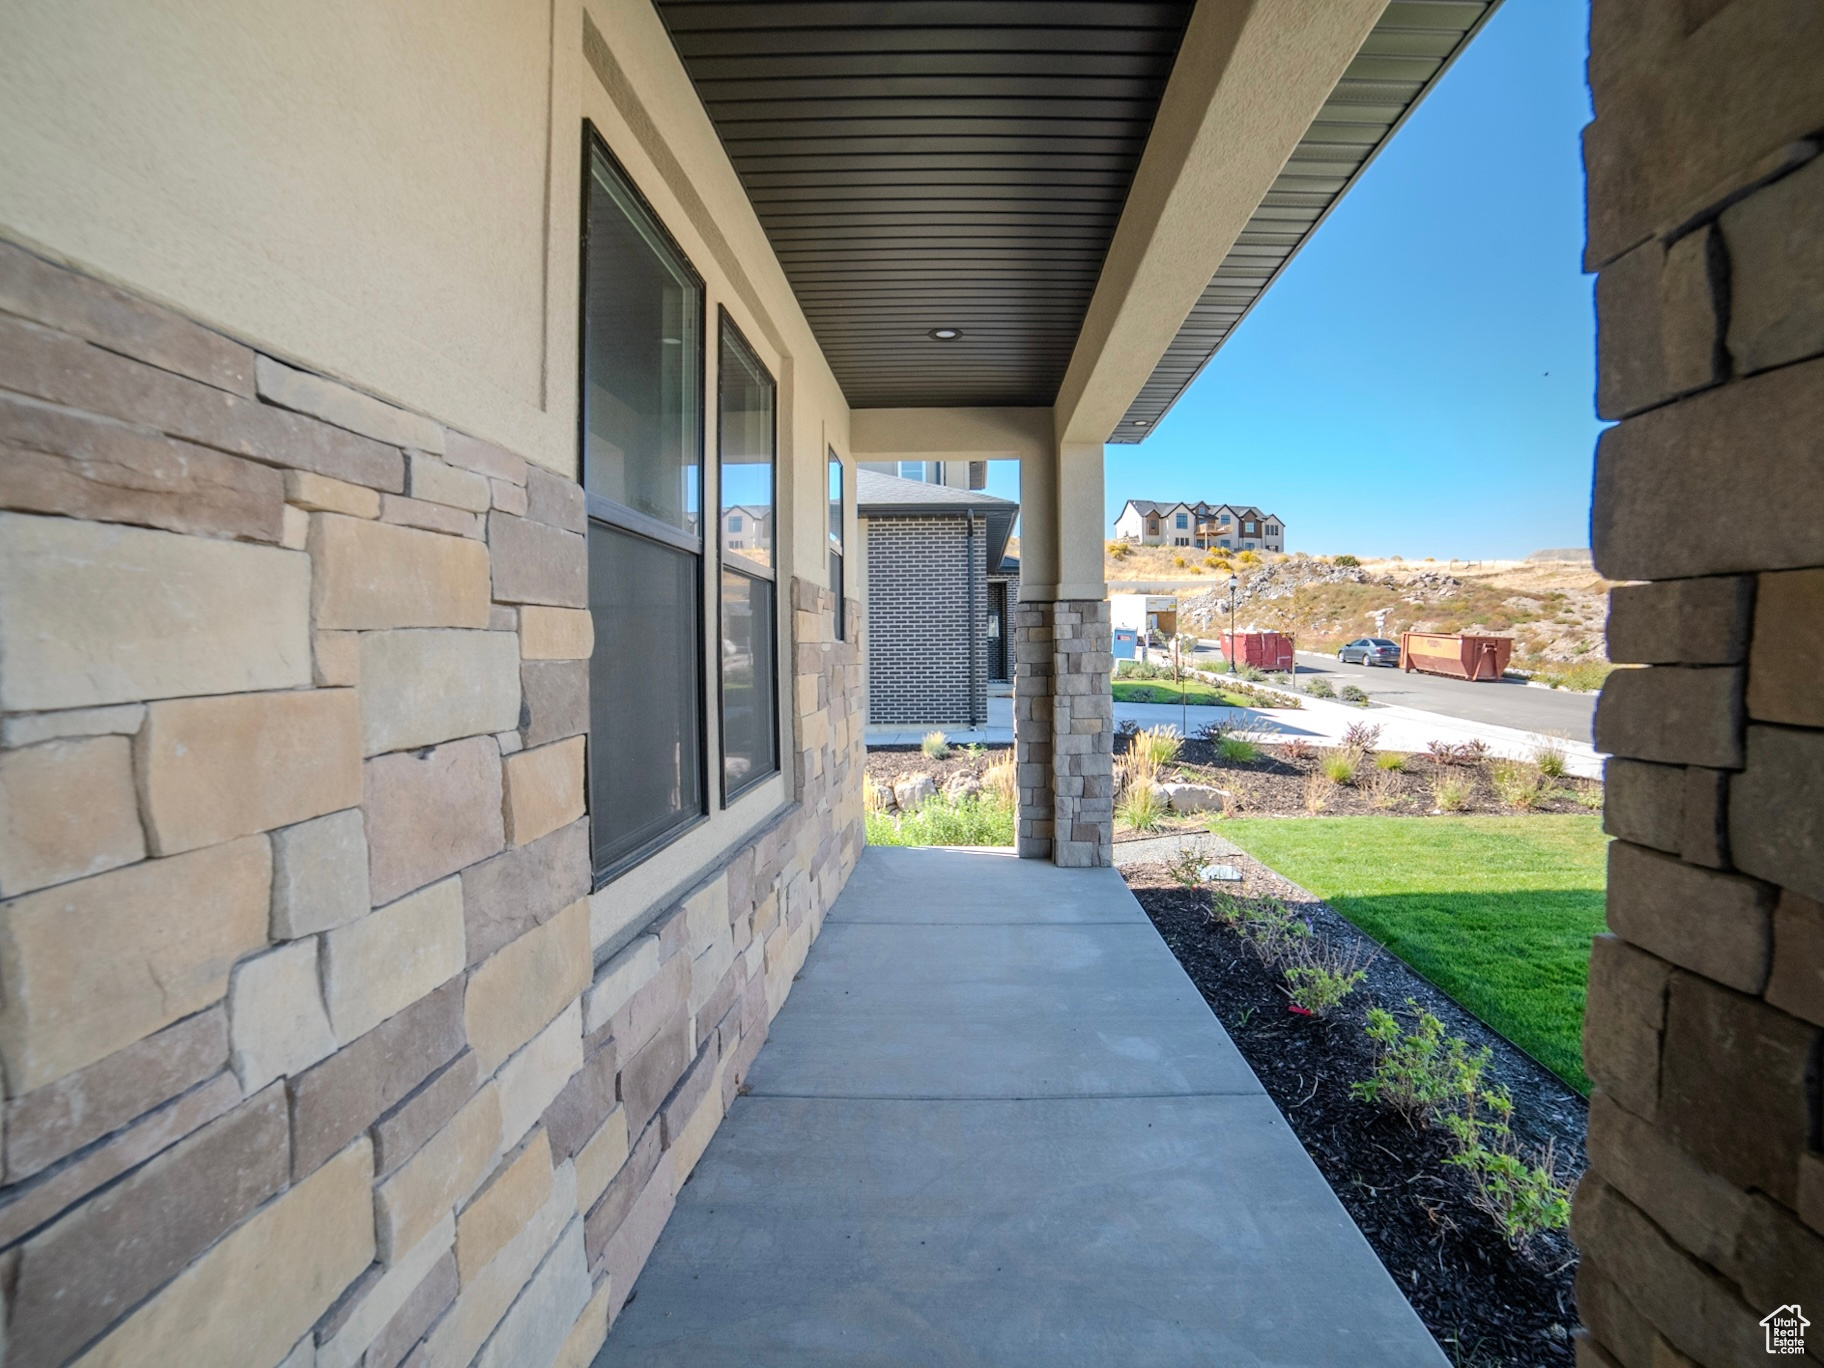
[866,793,1014,848]
[1219,815,1608,1093]
[1112,679,1263,708]
[1526,661,1614,692]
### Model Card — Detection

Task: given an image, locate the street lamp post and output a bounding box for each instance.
[1227,573,1239,675]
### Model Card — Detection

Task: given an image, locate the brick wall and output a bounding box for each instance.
[863,513,987,725]
[1574,4,1824,1363]
[0,240,864,1367]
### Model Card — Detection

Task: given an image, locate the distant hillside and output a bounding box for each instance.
[1105,546,1617,689]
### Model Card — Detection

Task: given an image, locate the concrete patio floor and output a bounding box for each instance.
[594,846,1447,1367]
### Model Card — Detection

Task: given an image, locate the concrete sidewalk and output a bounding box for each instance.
[594,846,1447,1367]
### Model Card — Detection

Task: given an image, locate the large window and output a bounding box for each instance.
[828,452,846,641]
[718,317,779,801]
[581,133,706,880]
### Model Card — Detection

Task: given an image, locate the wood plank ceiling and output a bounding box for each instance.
[655,0,1497,432]
[654,0,1196,409]
[1111,0,1498,441]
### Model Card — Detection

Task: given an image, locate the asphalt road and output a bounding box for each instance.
[1285,651,1597,742]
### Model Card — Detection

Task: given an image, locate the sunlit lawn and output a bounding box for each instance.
[1220,815,1607,1092]
[1112,679,1258,708]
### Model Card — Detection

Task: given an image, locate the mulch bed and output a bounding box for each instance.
[866,744,1013,792]
[1121,736,1602,820]
[1124,853,1585,1367]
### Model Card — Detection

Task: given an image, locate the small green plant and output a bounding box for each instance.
[1342,721,1383,754]
[921,730,951,760]
[1238,896,1310,964]
[1280,937,1370,1017]
[1351,1000,1489,1127]
[1574,784,1604,811]
[1303,770,1333,814]
[1528,660,1613,692]
[1332,554,1360,567]
[1217,734,1260,764]
[1340,683,1370,705]
[1304,677,1335,699]
[1374,751,1405,771]
[1530,734,1569,779]
[961,741,986,765]
[1166,848,1205,890]
[1365,765,1402,811]
[1237,664,1267,683]
[1207,888,1247,930]
[1116,783,1166,833]
[1431,772,1473,812]
[1319,747,1359,785]
[1490,758,1544,810]
[1442,1084,1573,1254]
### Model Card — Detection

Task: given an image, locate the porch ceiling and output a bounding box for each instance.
[654,0,1196,409]
[1109,0,1499,442]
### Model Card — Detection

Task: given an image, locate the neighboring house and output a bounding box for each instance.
[858,459,988,491]
[858,471,1017,726]
[1113,499,1285,552]
[721,504,772,555]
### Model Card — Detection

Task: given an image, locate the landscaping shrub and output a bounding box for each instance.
[1115,782,1165,833]
[1574,785,1604,811]
[1341,721,1383,754]
[1332,554,1360,567]
[1351,1001,1487,1127]
[1237,664,1266,683]
[1115,717,1141,743]
[1431,772,1473,811]
[921,729,951,759]
[1237,896,1309,964]
[1319,747,1359,784]
[1194,716,1236,745]
[1460,739,1490,764]
[1303,771,1333,814]
[1374,750,1405,771]
[1340,683,1370,705]
[1166,849,1206,890]
[1131,725,1182,771]
[981,759,1017,806]
[1365,766,1402,810]
[1425,739,1465,766]
[1305,678,1336,699]
[1442,1087,1573,1256]
[1218,734,1259,764]
[1106,539,1132,559]
[866,792,1013,847]
[1282,738,1315,762]
[1280,937,1369,1017]
[1530,734,1569,779]
[1490,758,1545,810]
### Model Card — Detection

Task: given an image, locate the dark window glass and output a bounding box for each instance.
[720,569,777,798]
[583,148,701,537]
[829,549,845,643]
[587,525,702,871]
[582,135,706,880]
[828,451,845,640]
[718,325,773,570]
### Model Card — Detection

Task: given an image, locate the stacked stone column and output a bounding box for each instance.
[1574,5,1824,1363]
[1012,600,1113,867]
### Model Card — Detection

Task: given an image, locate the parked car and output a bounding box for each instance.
[1338,637,1401,667]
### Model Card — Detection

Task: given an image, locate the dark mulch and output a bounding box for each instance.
[866,744,1013,792]
[1124,855,1585,1367]
[1119,736,1602,819]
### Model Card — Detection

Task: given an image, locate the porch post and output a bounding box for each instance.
[1013,440,1113,867]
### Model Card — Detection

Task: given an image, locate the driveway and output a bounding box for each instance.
[1289,652,1597,743]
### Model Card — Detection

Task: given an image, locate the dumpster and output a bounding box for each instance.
[1400,631,1512,681]
[1220,631,1294,671]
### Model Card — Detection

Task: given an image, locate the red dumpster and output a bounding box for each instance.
[1220,631,1294,671]
[1400,631,1512,681]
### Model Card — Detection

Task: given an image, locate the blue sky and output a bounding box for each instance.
[983,0,1601,561]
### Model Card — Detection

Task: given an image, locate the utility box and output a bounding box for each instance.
[1109,594,1178,642]
[1112,628,1138,660]
[1220,631,1293,671]
[1400,631,1512,681]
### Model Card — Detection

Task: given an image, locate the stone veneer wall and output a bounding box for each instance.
[0,239,864,1368]
[1012,600,1113,867]
[1573,5,1824,1364]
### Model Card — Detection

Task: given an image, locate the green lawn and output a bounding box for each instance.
[1112,679,1257,708]
[1219,815,1607,1093]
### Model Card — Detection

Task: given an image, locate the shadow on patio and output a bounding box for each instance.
[595,846,1445,1366]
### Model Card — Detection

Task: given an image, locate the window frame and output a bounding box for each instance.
[578,123,711,888]
[715,307,781,807]
[829,449,846,642]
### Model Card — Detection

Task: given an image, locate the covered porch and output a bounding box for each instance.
[596,846,1445,1366]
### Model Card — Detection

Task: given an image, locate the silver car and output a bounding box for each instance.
[1338,637,1401,667]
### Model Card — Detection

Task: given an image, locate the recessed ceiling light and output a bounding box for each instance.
[1132,419,1149,427]
[929,328,962,340]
